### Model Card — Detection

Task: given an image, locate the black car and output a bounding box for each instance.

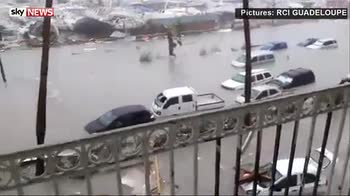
[85,105,155,134]
[260,41,288,51]
[297,38,318,47]
[268,68,315,89]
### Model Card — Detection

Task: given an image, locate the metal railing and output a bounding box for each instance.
[0,84,349,195]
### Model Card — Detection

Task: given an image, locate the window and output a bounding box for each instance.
[251,57,258,63]
[256,74,264,81]
[274,175,298,190]
[269,89,278,95]
[256,90,268,100]
[324,41,332,46]
[266,54,274,60]
[163,97,179,109]
[302,173,317,184]
[251,76,256,82]
[258,55,266,61]
[135,111,150,121]
[182,95,193,103]
[264,72,272,78]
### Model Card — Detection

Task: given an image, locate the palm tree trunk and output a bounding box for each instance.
[35,0,53,176]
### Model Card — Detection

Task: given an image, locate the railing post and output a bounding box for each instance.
[312,112,333,196]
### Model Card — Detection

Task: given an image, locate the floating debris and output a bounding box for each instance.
[83,47,97,51]
[199,48,208,56]
[139,51,152,63]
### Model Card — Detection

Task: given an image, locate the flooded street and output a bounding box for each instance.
[0,19,349,154]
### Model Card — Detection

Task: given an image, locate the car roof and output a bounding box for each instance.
[280,68,314,78]
[239,69,268,76]
[317,38,336,42]
[163,86,195,98]
[252,85,279,92]
[268,41,287,45]
[251,50,274,56]
[276,158,317,176]
[111,105,149,116]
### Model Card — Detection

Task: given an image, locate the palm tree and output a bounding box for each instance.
[35,0,53,176]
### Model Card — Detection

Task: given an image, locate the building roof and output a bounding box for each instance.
[163,87,195,98]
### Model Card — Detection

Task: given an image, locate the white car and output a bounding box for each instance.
[307,38,338,49]
[221,69,273,90]
[236,85,282,104]
[232,50,275,68]
[240,148,334,195]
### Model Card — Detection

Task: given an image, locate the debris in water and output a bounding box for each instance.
[199,48,208,56]
[139,51,152,63]
[84,48,97,51]
[210,46,221,54]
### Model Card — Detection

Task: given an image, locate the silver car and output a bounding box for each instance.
[240,148,334,195]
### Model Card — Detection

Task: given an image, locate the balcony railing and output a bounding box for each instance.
[0,84,349,195]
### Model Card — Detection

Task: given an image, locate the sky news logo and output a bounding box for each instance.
[9,8,54,17]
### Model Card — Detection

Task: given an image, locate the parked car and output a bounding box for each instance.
[268,68,315,89]
[221,69,273,90]
[239,148,334,195]
[297,38,318,47]
[232,50,275,68]
[260,41,288,51]
[236,85,282,104]
[307,38,338,49]
[152,87,225,117]
[85,105,155,134]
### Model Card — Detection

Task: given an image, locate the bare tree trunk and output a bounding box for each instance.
[0,56,7,86]
[35,0,53,176]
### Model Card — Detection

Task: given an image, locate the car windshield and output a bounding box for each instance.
[314,41,324,46]
[155,93,167,107]
[98,111,117,126]
[261,44,273,50]
[276,75,293,84]
[232,74,245,83]
[242,89,260,99]
[236,55,246,63]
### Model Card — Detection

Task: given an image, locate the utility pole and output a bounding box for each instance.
[35,0,53,176]
[234,0,252,195]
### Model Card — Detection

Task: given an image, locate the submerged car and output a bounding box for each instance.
[85,105,155,134]
[297,38,318,47]
[268,68,315,89]
[307,38,338,49]
[221,69,273,90]
[236,85,282,104]
[260,41,288,51]
[232,50,275,68]
[240,148,334,195]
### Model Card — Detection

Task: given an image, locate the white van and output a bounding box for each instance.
[232,50,275,68]
[221,69,273,90]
